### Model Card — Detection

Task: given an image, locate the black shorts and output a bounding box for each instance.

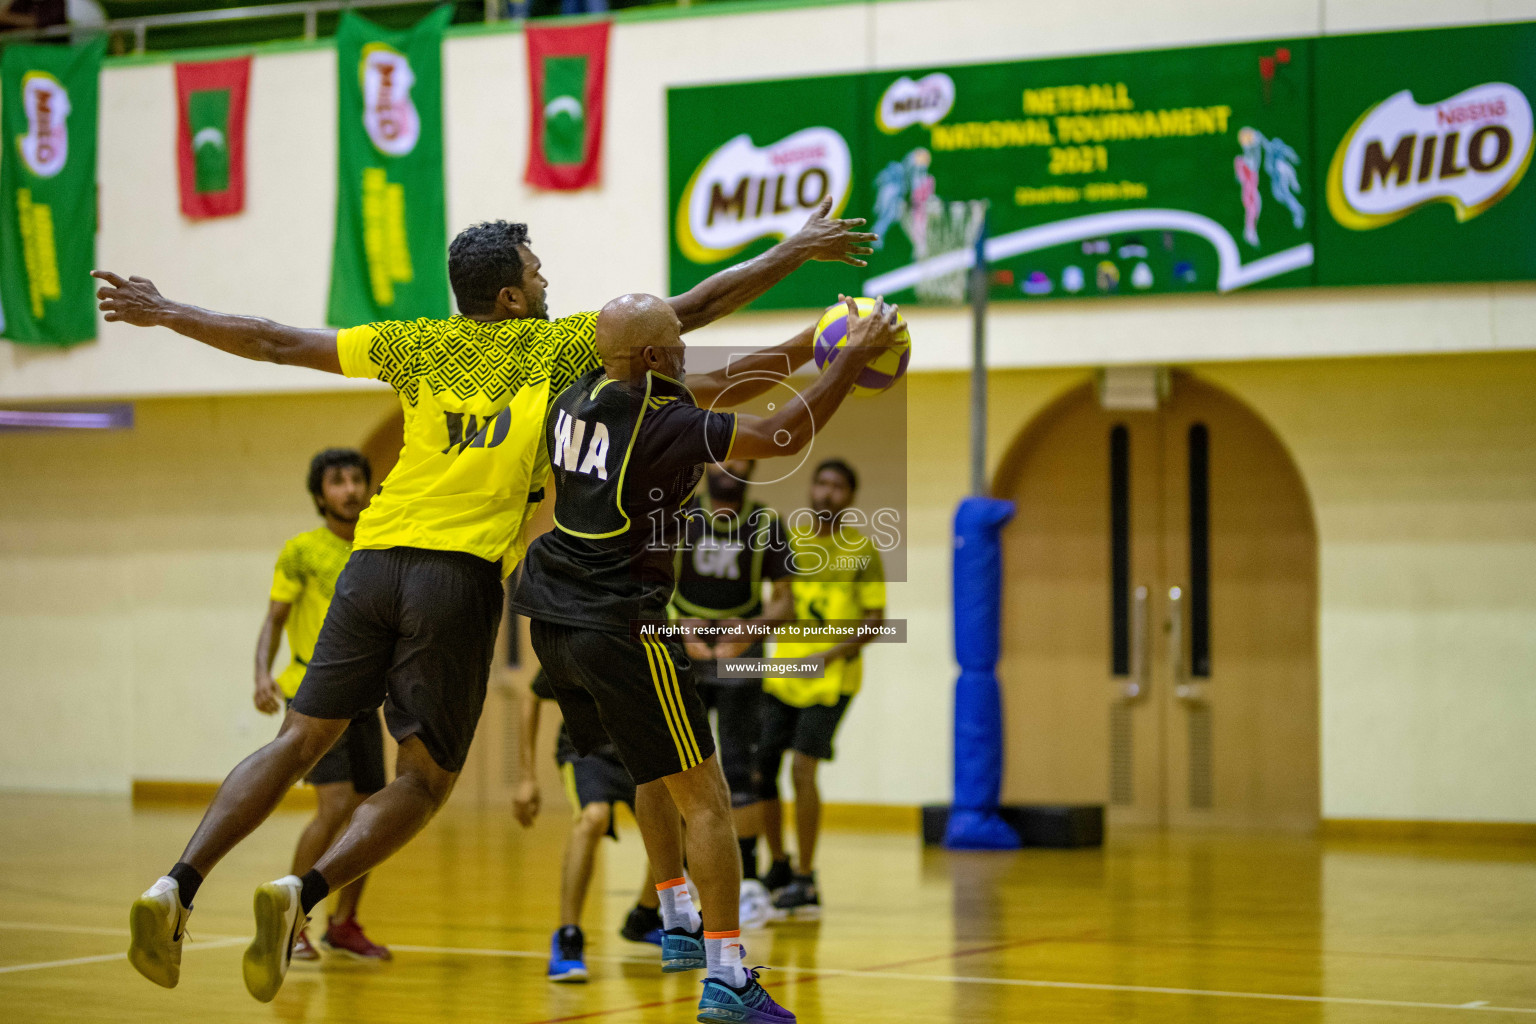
[562,745,635,840]
[755,692,854,799]
[290,547,503,773]
[697,643,765,808]
[530,620,715,786]
[286,703,387,794]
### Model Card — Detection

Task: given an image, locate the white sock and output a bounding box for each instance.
[705,929,748,987]
[656,878,701,933]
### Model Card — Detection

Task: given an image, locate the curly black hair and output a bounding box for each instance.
[449,221,530,316]
[307,447,371,512]
[814,458,858,492]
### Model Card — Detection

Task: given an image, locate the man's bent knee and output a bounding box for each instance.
[278,711,349,765]
[574,802,612,838]
[661,756,732,818]
[395,737,458,808]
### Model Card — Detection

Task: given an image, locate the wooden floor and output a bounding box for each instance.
[1,793,1533,1023]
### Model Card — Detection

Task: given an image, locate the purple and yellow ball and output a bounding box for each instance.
[812,297,912,395]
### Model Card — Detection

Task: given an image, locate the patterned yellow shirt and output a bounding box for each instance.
[337,313,600,575]
[269,526,353,698]
[764,527,887,708]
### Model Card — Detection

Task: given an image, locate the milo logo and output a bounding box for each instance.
[17,72,70,178]
[361,44,420,157]
[1328,83,1533,229]
[676,128,852,264]
[876,73,955,134]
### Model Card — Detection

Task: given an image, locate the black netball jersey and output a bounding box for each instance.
[513,368,738,634]
[672,499,792,620]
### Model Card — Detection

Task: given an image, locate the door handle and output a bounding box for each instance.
[1120,585,1149,700]
[1169,585,1206,704]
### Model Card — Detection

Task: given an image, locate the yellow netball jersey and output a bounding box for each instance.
[764,528,887,708]
[337,313,600,575]
[269,526,352,698]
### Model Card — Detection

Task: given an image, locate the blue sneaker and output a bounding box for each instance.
[547,925,587,983]
[698,968,795,1023]
[661,926,705,972]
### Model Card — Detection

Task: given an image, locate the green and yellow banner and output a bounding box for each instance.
[328,6,452,326]
[1,39,105,346]
[669,22,1536,307]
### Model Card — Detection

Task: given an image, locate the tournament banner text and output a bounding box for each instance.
[668,22,1536,308]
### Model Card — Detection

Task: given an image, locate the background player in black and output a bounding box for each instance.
[514,669,664,982]
[514,292,902,1024]
[673,460,793,928]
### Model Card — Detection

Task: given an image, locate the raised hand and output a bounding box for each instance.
[794,196,879,267]
[841,294,901,364]
[92,271,172,326]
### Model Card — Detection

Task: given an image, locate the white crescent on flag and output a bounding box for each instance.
[193,126,226,153]
[545,95,583,121]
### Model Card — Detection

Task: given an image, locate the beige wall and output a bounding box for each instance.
[1,354,1533,822]
[2,0,1534,820]
[1200,353,1536,822]
[4,0,1536,397]
[0,392,396,791]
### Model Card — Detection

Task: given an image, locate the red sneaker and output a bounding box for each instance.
[321,916,392,961]
[290,925,320,962]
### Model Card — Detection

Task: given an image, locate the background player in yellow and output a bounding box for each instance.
[758,459,886,919]
[254,448,390,962]
[97,200,875,1002]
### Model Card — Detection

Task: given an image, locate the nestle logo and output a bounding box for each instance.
[1437,100,1508,126]
[770,145,827,166]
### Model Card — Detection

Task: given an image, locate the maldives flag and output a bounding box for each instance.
[524,21,609,191]
[175,56,251,219]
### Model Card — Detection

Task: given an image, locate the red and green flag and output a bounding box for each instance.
[175,57,251,219]
[524,21,610,191]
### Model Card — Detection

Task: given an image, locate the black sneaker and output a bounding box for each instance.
[762,857,794,894]
[620,903,664,945]
[771,875,820,920]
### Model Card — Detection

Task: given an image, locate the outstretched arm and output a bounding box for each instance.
[687,325,814,409]
[728,296,900,460]
[668,196,876,334]
[93,272,342,374]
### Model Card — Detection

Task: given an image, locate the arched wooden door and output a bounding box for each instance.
[994,372,1318,830]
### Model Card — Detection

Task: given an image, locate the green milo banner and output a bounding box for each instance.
[0,39,105,346]
[328,6,452,326]
[1316,21,1536,285]
[668,22,1536,307]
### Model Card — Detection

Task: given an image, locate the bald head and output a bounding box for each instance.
[597,293,685,384]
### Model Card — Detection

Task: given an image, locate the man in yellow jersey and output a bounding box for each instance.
[757,459,886,919]
[253,448,389,962]
[97,199,876,1002]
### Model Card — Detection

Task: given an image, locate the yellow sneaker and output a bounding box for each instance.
[242,876,306,1002]
[127,877,192,988]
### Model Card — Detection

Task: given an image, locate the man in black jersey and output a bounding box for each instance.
[513,292,900,1024]
[673,461,793,928]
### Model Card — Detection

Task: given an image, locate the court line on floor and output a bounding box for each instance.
[388,941,1536,1018]
[0,937,246,975]
[0,920,247,942]
[2,927,1531,1015]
